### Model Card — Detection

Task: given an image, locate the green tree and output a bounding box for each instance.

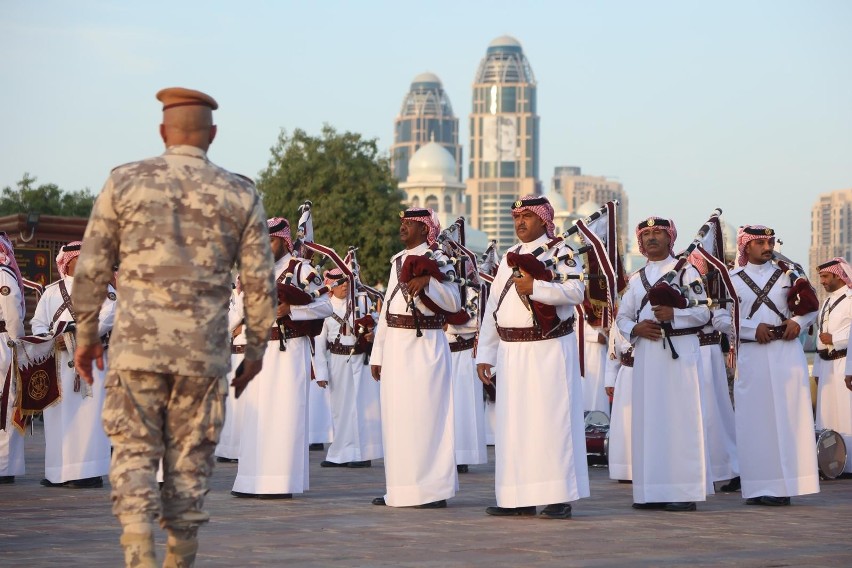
[257,125,403,286]
[0,173,95,217]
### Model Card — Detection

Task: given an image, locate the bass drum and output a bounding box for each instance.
[815,429,847,480]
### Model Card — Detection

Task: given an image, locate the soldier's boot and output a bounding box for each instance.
[119,524,157,568]
[163,530,198,568]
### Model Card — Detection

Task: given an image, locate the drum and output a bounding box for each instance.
[584,411,610,466]
[815,429,847,480]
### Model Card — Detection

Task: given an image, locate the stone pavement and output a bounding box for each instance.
[2,421,851,567]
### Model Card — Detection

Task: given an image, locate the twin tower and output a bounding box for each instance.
[391,35,539,251]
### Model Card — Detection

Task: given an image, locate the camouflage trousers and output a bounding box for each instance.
[102,370,226,533]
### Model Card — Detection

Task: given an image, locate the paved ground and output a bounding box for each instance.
[2,421,851,567]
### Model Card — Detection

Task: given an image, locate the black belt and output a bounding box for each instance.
[818,348,847,361]
[327,341,364,356]
[496,317,575,343]
[666,325,704,338]
[449,336,475,352]
[698,330,721,347]
[741,325,787,344]
[269,327,310,341]
[232,344,246,354]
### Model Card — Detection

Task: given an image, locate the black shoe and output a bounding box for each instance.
[617,480,633,484]
[216,456,238,463]
[745,497,763,505]
[664,502,696,512]
[837,472,852,479]
[347,460,371,468]
[40,478,66,488]
[485,505,536,517]
[540,503,572,519]
[66,476,104,489]
[257,493,292,500]
[632,502,668,510]
[456,464,469,474]
[0,476,14,484]
[231,490,257,498]
[309,443,325,451]
[759,496,790,506]
[372,496,386,506]
[320,460,347,468]
[414,499,447,509]
[720,476,741,492]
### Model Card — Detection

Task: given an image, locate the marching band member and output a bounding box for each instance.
[0,233,26,484]
[605,323,633,483]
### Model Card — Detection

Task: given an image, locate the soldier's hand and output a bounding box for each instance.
[819,332,833,345]
[477,363,494,386]
[755,323,774,344]
[605,387,615,397]
[513,268,534,296]
[370,365,381,382]
[74,343,104,386]
[633,320,662,341]
[276,302,291,319]
[316,380,328,389]
[406,275,431,297]
[651,305,674,322]
[781,319,801,341]
[232,358,263,399]
[845,375,852,392]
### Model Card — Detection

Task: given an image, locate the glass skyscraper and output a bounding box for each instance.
[466,35,540,251]
[391,72,462,182]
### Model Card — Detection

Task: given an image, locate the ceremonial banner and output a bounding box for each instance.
[13,321,71,421]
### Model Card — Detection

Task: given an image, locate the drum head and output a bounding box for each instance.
[584,410,610,429]
[816,429,848,480]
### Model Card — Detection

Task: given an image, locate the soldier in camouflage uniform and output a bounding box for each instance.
[72,87,276,568]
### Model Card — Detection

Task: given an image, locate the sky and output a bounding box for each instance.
[1,0,850,265]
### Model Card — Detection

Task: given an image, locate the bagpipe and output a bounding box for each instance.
[506,201,622,337]
[771,249,819,316]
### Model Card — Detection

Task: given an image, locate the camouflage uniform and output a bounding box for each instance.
[71,144,276,564]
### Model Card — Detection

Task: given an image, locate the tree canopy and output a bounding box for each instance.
[257,125,403,286]
[0,173,95,217]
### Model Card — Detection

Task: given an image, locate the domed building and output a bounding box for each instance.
[399,141,488,255]
[391,72,462,182]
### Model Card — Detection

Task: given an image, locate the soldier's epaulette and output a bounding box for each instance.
[232,172,256,186]
[0,264,16,280]
[110,160,141,174]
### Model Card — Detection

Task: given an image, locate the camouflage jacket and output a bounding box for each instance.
[72,145,276,377]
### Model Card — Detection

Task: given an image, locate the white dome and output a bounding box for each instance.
[411,72,442,85]
[544,187,568,212]
[489,35,521,48]
[407,142,457,183]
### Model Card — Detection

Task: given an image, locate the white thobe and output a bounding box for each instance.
[314,295,383,464]
[215,289,245,460]
[697,309,738,483]
[732,261,819,498]
[582,321,610,414]
[0,267,25,477]
[477,234,590,508]
[606,329,633,481]
[617,256,709,504]
[446,320,487,466]
[232,254,332,495]
[370,242,460,507]
[31,276,115,483]
[816,287,852,472]
[308,372,333,445]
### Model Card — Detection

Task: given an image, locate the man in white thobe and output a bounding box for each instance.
[315,269,382,468]
[0,234,26,484]
[446,307,487,474]
[731,225,819,506]
[33,241,115,488]
[605,325,633,482]
[231,217,332,499]
[370,207,460,509]
[814,258,852,474]
[616,217,709,512]
[477,195,589,520]
[582,311,610,414]
[215,283,246,463]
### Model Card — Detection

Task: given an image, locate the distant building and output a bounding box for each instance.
[466,35,540,252]
[399,142,488,255]
[391,72,462,183]
[809,188,852,292]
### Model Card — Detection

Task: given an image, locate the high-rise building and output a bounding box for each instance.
[809,188,852,290]
[466,35,540,251]
[551,166,629,251]
[391,73,462,183]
